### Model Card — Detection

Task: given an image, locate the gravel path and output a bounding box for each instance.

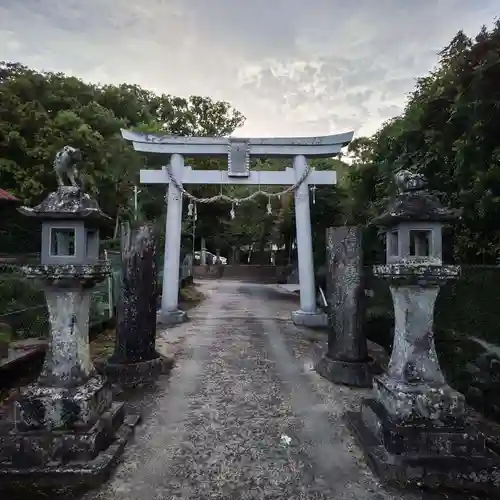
[84,280,458,500]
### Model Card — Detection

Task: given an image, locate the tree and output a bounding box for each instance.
[342,19,500,263]
[0,61,245,249]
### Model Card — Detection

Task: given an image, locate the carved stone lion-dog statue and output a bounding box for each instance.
[53,146,82,187]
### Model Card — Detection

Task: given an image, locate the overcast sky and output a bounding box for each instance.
[0,0,498,138]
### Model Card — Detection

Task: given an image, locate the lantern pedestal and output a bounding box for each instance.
[374,375,465,421]
[347,399,500,495]
[0,264,140,490]
[347,264,500,495]
[0,182,140,492]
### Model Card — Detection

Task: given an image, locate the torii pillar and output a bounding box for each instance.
[121,129,353,327]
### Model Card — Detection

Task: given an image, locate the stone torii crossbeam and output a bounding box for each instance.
[121,129,354,327]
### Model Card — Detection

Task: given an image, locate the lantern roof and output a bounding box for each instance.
[370,170,460,228]
[18,186,111,224]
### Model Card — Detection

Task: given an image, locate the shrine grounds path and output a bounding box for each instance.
[84,280,464,500]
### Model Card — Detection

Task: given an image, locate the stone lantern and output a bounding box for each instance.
[0,148,138,489]
[17,187,111,389]
[346,170,500,495]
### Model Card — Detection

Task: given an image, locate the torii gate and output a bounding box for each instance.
[121,129,353,326]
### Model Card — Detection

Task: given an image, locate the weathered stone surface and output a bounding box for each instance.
[370,170,460,227]
[108,224,159,365]
[374,374,466,422]
[347,171,500,496]
[0,363,138,491]
[18,185,111,223]
[1,402,125,466]
[359,398,486,457]
[105,224,173,386]
[157,308,187,326]
[316,356,372,387]
[346,400,500,496]
[101,355,174,388]
[14,376,111,431]
[21,263,110,392]
[53,145,82,187]
[22,262,111,287]
[374,263,460,286]
[0,184,139,492]
[42,288,95,388]
[315,226,372,387]
[372,280,465,418]
[0,412,139,491]
[290,309,328,328]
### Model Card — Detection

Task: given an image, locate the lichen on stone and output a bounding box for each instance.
[18,186,112,224]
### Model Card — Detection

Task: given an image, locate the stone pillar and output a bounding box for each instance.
[372,279,460,418]
[38,286,94,387]
[291,155,327,327]
[104,224,173,386]
[201,237,207,265]
[385,285,444,385]
[14,265,114,432]
[158,153,187,325]
[315,226,372,387]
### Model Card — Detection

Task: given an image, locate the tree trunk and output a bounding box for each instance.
[109,222,158,364]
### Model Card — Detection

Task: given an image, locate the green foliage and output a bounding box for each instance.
[365,265,500,346]
[0,322,12,344]
[345,20,500,263]
[0,270,44,315]
[0,61,352,260]
[0,61,245,245]
[271,157,350,267]
[0,268,48,339]
[309,158,350,266]
[364,266,500,412]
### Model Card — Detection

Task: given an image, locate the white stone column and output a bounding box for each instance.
[159,153,187,325]
[291,155,327,327]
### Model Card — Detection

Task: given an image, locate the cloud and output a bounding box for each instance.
[0,0,498,138]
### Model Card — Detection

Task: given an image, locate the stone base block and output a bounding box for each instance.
[100,354,174,387]
[0,402,140,491]
[374,374,466,421]
[345,398,500,497]
[157,309,187,326]
[14,376,111,432]
[315,355,372,388]
[291,309,328,328]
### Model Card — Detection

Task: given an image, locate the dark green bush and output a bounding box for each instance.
[0,270,45,315]
[364,266,500,348]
